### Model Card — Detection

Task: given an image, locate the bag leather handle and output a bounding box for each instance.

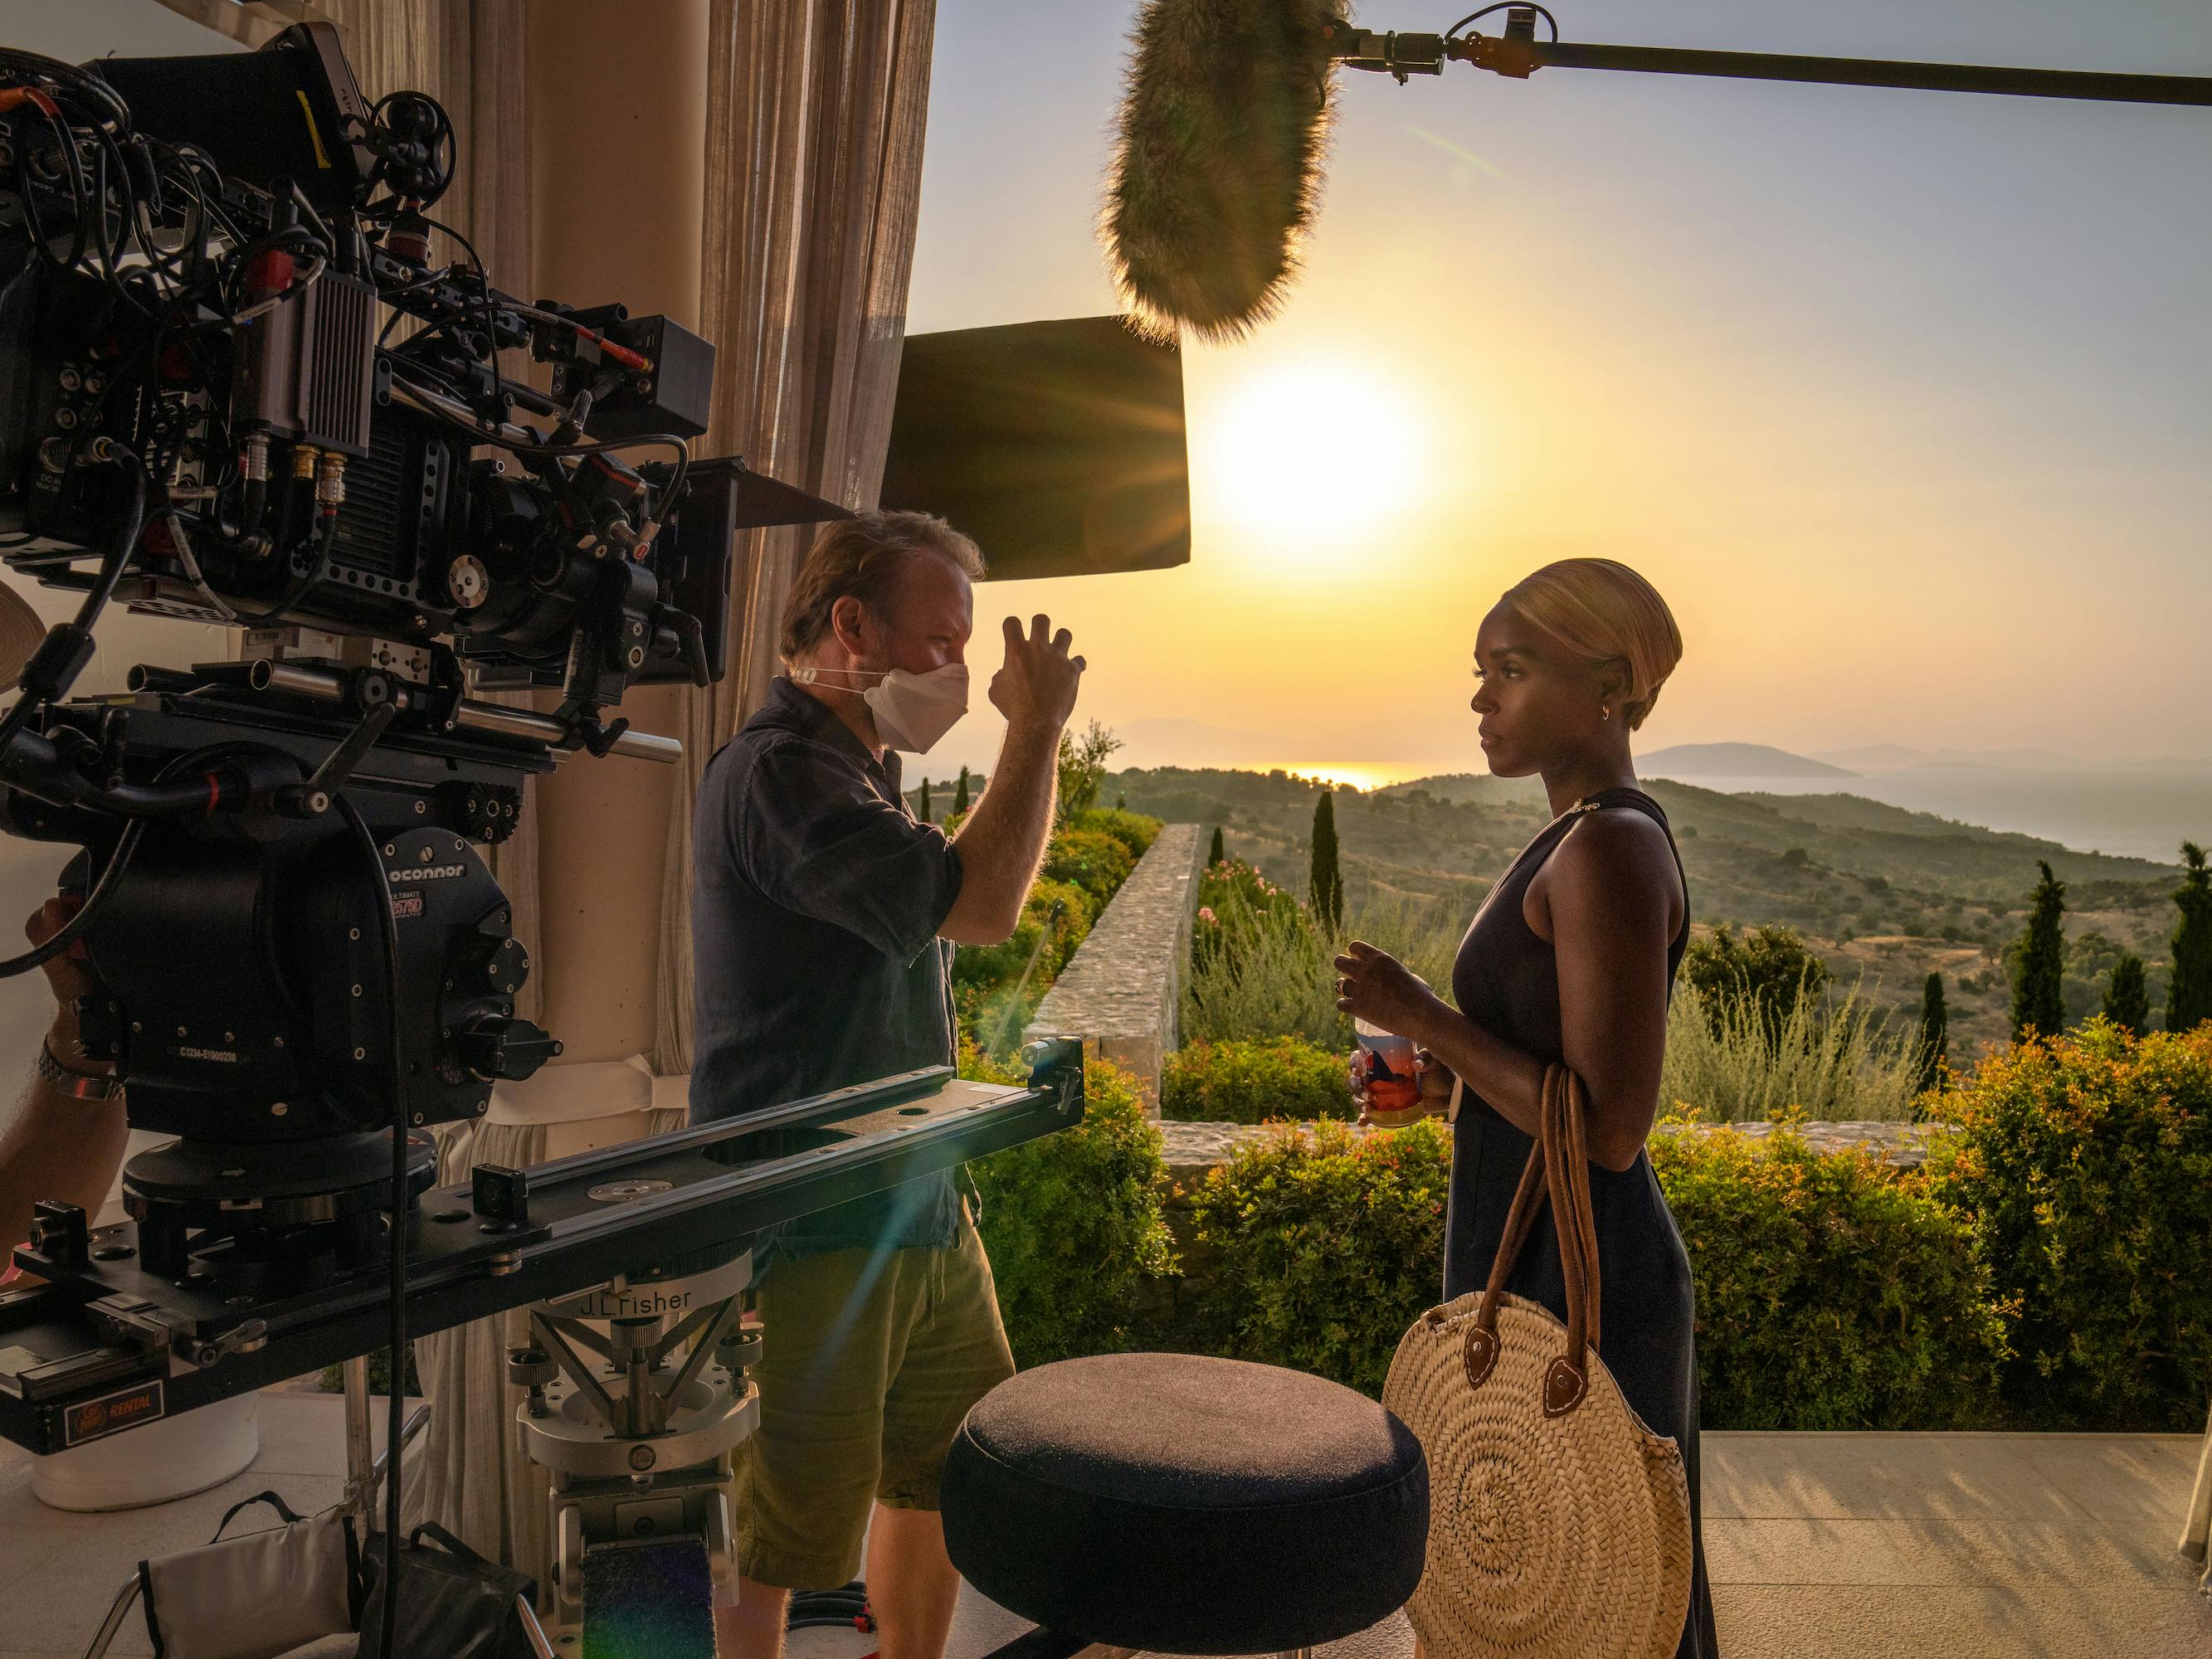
[407,1518,489,1564]
[1459,1063,1604,1417]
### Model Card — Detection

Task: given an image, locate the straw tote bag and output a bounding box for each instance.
[1381,1063,1693,1659]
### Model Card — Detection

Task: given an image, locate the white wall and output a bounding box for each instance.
[0,0,241,61]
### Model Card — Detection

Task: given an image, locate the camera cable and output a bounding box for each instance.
[0,449,149,750]
[338,795,410,1659]
[0,818,144,980]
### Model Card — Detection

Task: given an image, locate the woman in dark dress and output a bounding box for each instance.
[1336,557,1718,1658]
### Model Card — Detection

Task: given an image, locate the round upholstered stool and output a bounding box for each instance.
[943,1353,1430,1657]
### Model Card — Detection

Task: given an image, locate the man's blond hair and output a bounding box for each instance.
[779,511,985,664]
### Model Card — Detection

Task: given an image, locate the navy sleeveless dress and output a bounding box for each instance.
[1444,786,1719,1658]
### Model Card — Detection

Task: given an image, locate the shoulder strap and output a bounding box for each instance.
[1458,1063,1603,1418]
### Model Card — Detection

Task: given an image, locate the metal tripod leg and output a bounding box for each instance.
[341,1352,430,1529]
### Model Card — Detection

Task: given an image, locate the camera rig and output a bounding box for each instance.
[0,19,869,1289]
[0,19,1073,1503]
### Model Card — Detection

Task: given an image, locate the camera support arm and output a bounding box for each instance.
[0,1040,1087,1456]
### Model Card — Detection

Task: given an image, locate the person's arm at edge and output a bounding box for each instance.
[940,612,1084,946]
[0,899,128,1262]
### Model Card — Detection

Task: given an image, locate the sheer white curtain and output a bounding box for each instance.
[652,0,941,1078]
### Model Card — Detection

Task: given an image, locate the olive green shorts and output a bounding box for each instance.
[735,1213,1015,1590]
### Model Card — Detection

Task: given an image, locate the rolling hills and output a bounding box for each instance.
[1104,765,2190,1061]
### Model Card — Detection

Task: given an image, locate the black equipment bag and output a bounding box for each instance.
[353,1521,539,1659]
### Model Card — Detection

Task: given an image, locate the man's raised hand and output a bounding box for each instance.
[988,613,1084,734]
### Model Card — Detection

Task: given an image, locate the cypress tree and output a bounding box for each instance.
[2010,860,2067,1042]
[953,766,970,817]
[1209,825,1225,867]
[1309,790,1343,932]
[2168,841,2212,1034]
[917,776,932,822]
[2103,951,2150,1037]
[1917,971,1948,1091]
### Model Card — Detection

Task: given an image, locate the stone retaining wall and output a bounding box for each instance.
[1025,823,1203,1112]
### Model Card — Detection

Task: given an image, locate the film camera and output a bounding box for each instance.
[0,29,1089,1651]
[0,24,850,1298]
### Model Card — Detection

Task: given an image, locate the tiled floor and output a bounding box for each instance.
[2,1404,2205,1659]
[1699,1431,2212,1658]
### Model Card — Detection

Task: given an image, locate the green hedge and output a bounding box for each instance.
[967,1020,2211,1431]
[1922,1019,2212,1430]
[952,875,1099,1050]
[1042,828,1135,905]
[952,810,1162,1053]
[1651,1122,2009,1430]
[1162,1037,1352,1123]
[967,1053,1178,1369]
[1185,1118,1452,1396]
[1175,1117,2009,1423]
[1070,807,1162,862]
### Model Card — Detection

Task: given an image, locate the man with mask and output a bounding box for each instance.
[692,511,1083,1659]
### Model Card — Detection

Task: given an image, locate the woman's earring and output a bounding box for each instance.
[1600,705,1612,722]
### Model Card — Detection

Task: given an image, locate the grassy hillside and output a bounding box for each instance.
[1108,766,2190,1062]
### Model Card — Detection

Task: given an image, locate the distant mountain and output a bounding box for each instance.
[1809,744,2089,773]
[1108,764,2177,912]
[1641,742,1855,780]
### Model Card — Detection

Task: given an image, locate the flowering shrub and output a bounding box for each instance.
[1186,864,1342,1046]
[1196,857,1303,926]
[1185,1118,1453,1395]
[1162,1036,1352,1122]
[1921,1019,2212,1429]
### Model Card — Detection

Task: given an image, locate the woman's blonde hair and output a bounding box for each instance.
[1501,558,1683,731]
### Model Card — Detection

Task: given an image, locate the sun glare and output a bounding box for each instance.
[1191,358,1435,562]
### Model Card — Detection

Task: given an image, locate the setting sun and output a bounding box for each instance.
[1189,357,1436,560]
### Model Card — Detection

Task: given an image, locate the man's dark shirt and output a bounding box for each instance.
[689,676,965,1256]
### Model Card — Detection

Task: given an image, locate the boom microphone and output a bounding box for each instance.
[1104,0,1347,343]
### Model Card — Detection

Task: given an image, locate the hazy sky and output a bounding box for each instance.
[906,1,2212,779]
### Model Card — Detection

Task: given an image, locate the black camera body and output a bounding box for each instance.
[0,234,729,705]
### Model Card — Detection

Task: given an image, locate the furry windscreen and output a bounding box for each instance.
[1105,0,1345,343]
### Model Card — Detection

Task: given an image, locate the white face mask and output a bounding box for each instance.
[792,662,970,754]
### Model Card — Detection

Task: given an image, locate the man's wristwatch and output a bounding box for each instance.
[37,1039,122,1102]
